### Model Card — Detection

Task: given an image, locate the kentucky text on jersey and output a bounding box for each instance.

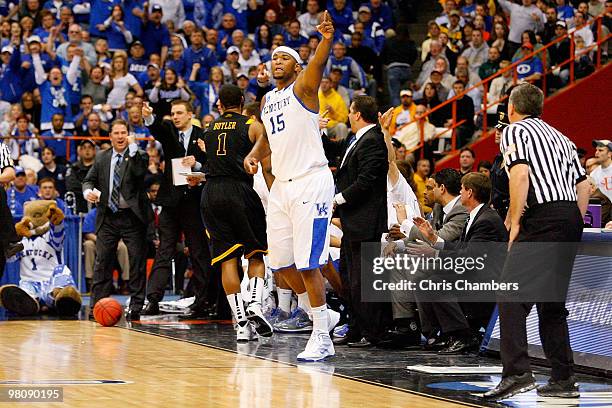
[212,121,237,130]
[16,246,55,261]
[261,96,291,116]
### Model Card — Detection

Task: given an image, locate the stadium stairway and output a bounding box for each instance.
[435,61,612,170]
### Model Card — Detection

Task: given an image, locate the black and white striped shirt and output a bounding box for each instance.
[0,141,13,171]
[501,117,586,206]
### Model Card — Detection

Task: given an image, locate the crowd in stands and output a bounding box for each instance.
[1,0,611,347]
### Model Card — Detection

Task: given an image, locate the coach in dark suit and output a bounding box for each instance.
[333,95,389,347]
[141,100,214,319]
[82,119,152,320]
[410,172,508,353]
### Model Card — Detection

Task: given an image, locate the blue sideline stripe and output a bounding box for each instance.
[307,218,328,270]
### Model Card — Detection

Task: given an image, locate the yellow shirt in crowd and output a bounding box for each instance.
[413,172,432,215]
[318,89,349,129]
[390,104,417,137]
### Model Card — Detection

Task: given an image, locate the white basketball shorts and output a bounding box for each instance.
[267,166,335,271]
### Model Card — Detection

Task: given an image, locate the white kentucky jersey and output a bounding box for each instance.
[261,82,328,181]
[11,223,64,282]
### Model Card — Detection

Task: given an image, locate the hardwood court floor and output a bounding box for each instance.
[0,321,471,408]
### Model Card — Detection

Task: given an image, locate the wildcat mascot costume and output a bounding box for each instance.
[0,200,81,316]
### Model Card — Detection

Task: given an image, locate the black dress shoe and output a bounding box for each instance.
[438,335,479,355]
[483,373,537,400]
[423,333,448,351]
[4,242,24,259]
[141,301,160,316]
[178,309,209,320]
[125,310,141,321]
[378,323,422,349]
[347,337,375,348]
[537,377,579,398]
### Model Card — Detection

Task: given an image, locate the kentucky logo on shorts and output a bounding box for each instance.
[315,203,329,217]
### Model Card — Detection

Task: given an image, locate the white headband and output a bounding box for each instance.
[272,46,303,65]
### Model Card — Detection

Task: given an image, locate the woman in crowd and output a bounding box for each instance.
[97,5,134,53]
[488,22,511,61]
[148,68,191,118]
[102,52,143,113]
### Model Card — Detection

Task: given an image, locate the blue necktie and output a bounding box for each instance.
[346,134,356,147]
[110,153,123,212]
[179,132,185,149]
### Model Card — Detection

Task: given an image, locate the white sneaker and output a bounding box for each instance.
[246,302,274,337]
[237,321,257,342]
[327,309,340,333]
[297,329,335,362]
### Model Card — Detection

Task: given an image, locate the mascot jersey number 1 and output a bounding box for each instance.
[0,200,82,316]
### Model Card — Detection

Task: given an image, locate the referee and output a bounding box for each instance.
[0,141,23,276]
[484,83,590,401]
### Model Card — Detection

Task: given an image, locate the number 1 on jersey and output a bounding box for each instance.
[269,113,285,135]
[216,132,227,156]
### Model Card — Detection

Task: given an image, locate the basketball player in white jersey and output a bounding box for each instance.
[244,11,337,361]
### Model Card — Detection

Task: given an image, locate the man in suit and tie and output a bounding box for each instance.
[409,172,508,354]
[141,100,214,319]
[333,95,389,348]
[83,119,152,320]
[390,168,468,350]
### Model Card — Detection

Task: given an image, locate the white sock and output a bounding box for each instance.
[311,305,329,332]
[277,288,292,314]
[297,292,312,316]
[249,277,264,306]
[227,293,247,325]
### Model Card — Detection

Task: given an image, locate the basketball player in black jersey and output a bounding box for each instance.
[200,84,273,342]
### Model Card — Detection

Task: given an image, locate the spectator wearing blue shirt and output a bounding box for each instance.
[324,42,367,90]
[128,41,148,77]
[33,54,77,132]
[33,10,61,47]
[183,29,217,81]
[556,0,575,22]
[189,65,223,117]
[254,24,272,56]
[513,41,543,83]
[127,105,152,149]
[43,0,69,21]
[89,0,118,38]
[194,0,224,30]
[461,0,476,23]
[350,7,385,54]
[141,4,171,64]
[6,167,39,213]
[57,44,89,115]
[285,20,308,50]
[123,0,146,39]
[364,0,393,31]
[165,43,188,78]
[328,0,354,34]
[217,12,238,46]
[21,35,59,94]
[96,5,134,52]
[223,0,247,31]
[40,117,76,164]
[204,28,226,61]
[183,0,196,21]
[0,45,25,104]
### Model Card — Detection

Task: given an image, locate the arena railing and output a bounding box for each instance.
[403,13,611,159]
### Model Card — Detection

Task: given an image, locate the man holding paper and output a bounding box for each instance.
[141,100,213,318]
[82,119,152,320]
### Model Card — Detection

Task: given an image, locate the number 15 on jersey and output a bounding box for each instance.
[269,113,285,135]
